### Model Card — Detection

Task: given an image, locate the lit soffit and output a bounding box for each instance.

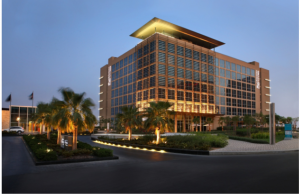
[130,17,225,49]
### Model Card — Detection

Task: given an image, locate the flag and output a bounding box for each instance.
[29,92,33,100]
[5,94,11,102]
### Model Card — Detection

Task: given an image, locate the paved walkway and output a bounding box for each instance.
[210,139,299,155]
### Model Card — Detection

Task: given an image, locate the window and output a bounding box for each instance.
[116,62,119,70]
[220,59,225,68]
[150,40,156,52]
[177,91,184,100]
[112,82,115,90]
[247,68,250,75]
[185,48,192,58]
[237,73,241,81]
[143,79,148,89]
[247,76,251,83]
[150,76,156,87]
[177,80,184,89]
[111,108,114,115]
[243,109,247,116]
[123,96,127,104]
[209,95,214,103]
[138,59,143,69]
[119,97,122,105]
[226,80,231,87]
[158,40,165,51]
[133,63,136,71]
[231,81,236,88]
[119,78,123,87]
[128,74,132,83]
[133,73,136,81]
[242,92,246,99]
[226,70,231,79]
[158,64,165,74]
[168,90,175,99]
[168,78,175,88]
[178,68,184,78]
[215,77,219,85]
[111,90,114,98]
[143,67,149,77]
[220,78,225,86]
[124,58,128,66]
[238,108,242,115]
[232,99,236,106]
[232,90,236,97]
[220,69,225,77]
[186,59,192,69]
[133,93,136,103]
[193,61,200,70]
[232,72,236,80]
[150,64,155,75]
[124,67,128,76]
[120,69,123,77]
[177,46,184,56]
[201,53,207,62]
[194,83,200,91]
[220,88,225,96]
[137,81,142,90]
[242,75,246,82]
[177,57,184,67]
[194,93,200,102]
[148,52,155,64]
[251,77,255,84]
[227,107,231,115]
[251,69,255,76]
[201,64,207,72]
[208,75,214,84]
[144,45,149,55]
[112,64,115,72]
[252,93,255,100]
[237,82,241,89]
[232,108,237,115]
[193,51,199,60]
[215,67,219,76]
[168,54,175,65]
[247,84,251,91]
[231,63,236,71]
[238,100,241,107]
[201,94,207,103]
[158,88,165,99]
[247,101,251,108]
[242,66,246,74]
[216,96,219,105]
[215,86,219,95]
[115,89,118,97]
[237,65,241,72]
[221,107,225,114]
[115,98,118,106]
[208,55,214,64]
[201,73,207,82]
[128,85,132,93]
[128,95,132,103]
[138,70,142,79]
[143,90,148,100]
[194,72,200,81]
[186,92,192,101]
[186,81,192,90]
[168,43,175,53]
[158,52,165,63]
[143,56,149,66]
[221,97,225,105]
[208,65,214,74]
[186,70,192,80]
[242,83,246,90]
[201,84,207,93]
[150,88,155,99]
[226,89,231,97]
[227,98,231,106]
[252,102,256,108]
[237,91,241,98]
[137,92,142,101]
[243,100,247,108]
[208,85,214,94]
[124,86,127,94]
[226,61,230,69]
[158,76,165,86]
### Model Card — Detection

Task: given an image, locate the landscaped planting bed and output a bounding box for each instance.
[23,134,117,164]
[97,133,228,151]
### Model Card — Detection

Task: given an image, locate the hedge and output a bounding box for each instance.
[228,136,269,144]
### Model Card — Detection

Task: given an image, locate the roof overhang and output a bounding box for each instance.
[130,17,225,49]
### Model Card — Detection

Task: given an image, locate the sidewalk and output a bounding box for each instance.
[210,139,299,155]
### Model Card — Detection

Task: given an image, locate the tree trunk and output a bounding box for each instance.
[47,126,50,140]
[72,127,78,150]
[155,127,161,144]
[40,123,42,134]
[57,128,61,145]
[128,127,132,141]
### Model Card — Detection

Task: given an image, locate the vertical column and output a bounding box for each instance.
[200,116,202,132]
[269,103,275,145]
[183,114,186,132]
[174,114,177,133]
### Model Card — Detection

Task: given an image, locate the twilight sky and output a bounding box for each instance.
[2,0,299,119]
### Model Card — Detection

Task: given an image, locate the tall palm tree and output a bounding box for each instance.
[144,101,175,144]
[231,115,240,131]
[192,117,200,132]
[54,87,97,150]
[243,115,256,137]
[255,112,266,131]
[205,117,214,132]
[115,106,140,140]
[218,117,225,131]
[34,102,51,135]
[224,116,232,130]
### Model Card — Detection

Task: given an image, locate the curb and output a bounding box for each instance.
[210,150,299,155]
[22,137,119,165]
[92,137,210,155]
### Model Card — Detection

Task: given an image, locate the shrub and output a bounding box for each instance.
[139,134,156,143]
[62,151,73,158]
[35,149,48,160]
[72,149,92,156]
[228,136,269,144]
[77,141,93,150]
[251,132,269,139]
[43,151,58,161]
[216,127,223,131]
[93,148,113,157]
[236,128,248,136]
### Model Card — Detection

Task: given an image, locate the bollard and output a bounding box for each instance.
[269,103,276,145]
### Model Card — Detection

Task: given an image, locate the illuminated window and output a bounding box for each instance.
[201,94,207,103]
[201,84,207,93]
[150,76,155,87]
[150,88,155,99]
[158,76,165,86]
[186,92,192,101]
[137,92,142,101]
[168,90,175,99]
[143,91,148,100]
[208,85,214,94]
[177,80,184,89]
[177,91,184,100]
[158,88,165,99]
[185,81,192,90]
[194,93,200,102]
[194,83,200,91]
[168,78,175,88]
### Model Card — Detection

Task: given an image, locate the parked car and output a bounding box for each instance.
[3,126,25,134]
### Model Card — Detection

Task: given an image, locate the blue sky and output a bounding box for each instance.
[2,0,299,119]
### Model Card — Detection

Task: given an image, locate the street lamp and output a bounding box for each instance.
[16,117,20,121]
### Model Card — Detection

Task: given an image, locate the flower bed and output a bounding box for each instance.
[23,134,114,162]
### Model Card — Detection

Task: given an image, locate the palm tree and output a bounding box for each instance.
[231,115,240,131]
[279,117,287,124]
[34,102,51,135]
[218,117,225,131]
[115,106,140,140]
[144,101,175,144]
[243,115,256,137]
[224,116,232,130]
[205,117,214,132]
[286,117,292,124]
[192,117,200,132]
[255,112,266,131]
[54,87,97,150]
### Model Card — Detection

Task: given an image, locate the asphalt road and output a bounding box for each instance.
[2,136,299,193]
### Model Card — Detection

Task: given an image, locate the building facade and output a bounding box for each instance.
[99,18,270,131]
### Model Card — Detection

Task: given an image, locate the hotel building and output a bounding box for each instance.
[99,18,270,131]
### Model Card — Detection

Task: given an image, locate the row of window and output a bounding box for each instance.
[215,58,256,76]
[218,107,256,116]
[112,64,136,81]
[112,73,136,89]
[112,53,137,72]
[112,83,136,98]
[216,97,255,108]
[111,94,136,107]
[137,41,156,58]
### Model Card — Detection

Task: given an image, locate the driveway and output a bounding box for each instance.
[2,136,299,193]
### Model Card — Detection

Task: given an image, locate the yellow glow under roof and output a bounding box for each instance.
[130,17,225,49]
